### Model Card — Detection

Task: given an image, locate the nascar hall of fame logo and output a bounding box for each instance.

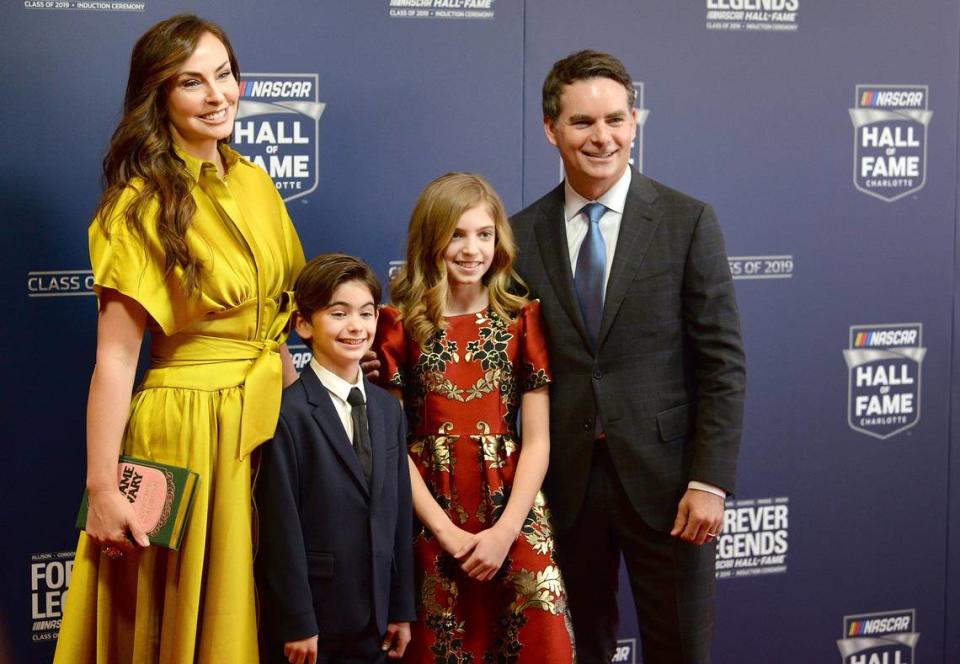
[837,609,919,664]
[715,496,788,579]
[843,324,925,439]
[849,85,932,202]
[27,270,95,298]
[630,83,651,174]
[557,82,649,182]
[235,74,326,203]
[30,551,74,642]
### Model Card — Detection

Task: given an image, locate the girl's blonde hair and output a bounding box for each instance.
[390,172,528,346]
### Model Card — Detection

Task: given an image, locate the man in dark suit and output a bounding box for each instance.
[511,50,746,664]
[255,254,415,664]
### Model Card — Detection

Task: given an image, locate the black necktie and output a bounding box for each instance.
[347,387,373,483]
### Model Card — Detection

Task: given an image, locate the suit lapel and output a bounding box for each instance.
[533,184,594,349]
[365,380,387,503]
[301,368,370,498]
[597,172,662,349]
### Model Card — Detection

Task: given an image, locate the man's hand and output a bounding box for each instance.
[382,621,411,658]
[670,488,724,545]
[283,634,318,664]
[361,350,381,381]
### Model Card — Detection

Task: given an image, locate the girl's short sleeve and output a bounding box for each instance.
[374,306,409,389]
[88,193,182,335]
[518,299,552,392]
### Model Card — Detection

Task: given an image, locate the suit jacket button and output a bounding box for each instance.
[592,369,602,380]
[583,420,592,431]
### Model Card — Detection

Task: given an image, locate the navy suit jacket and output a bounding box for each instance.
[255,367,415,645]
[511,171,746,533]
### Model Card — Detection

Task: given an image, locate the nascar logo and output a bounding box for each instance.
[288,342,313,371]
[235,73,325,202]
[837,609,919,664]
[849,84,932,203]
[842,323,925,439]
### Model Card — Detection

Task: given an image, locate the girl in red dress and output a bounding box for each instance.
[375,173,575,663]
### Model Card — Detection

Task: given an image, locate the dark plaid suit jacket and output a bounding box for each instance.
[511,170,746,533]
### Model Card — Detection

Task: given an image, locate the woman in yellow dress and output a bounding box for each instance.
[54,15,305,663]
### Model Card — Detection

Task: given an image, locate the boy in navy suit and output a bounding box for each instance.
[256,253,414,664]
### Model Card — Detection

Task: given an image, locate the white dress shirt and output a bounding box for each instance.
[309,357,367,440]
[562,169,725,501]
[563,167,631,297]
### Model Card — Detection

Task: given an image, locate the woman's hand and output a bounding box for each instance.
[84,289,149,557]
[85,487,150,551]
[460,524,517,581]
[434,522,478,560]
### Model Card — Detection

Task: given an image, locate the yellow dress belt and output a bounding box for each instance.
[140,296,295,460]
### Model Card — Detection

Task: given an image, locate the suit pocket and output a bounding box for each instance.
[306,552,335,580]
[656,402,695,442]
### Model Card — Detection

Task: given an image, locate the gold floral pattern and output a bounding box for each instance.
[475,420,517,469]
[416,310,517,409]
[521,493,555,556]
[508,565,567,615]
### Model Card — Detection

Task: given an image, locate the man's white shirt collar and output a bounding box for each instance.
[563,167,632,222]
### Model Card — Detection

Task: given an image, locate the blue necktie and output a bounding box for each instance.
[574,202,607,347]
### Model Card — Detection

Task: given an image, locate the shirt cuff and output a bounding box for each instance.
[688,481,726,499]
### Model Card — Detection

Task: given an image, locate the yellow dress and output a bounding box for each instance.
[55,145,305,664]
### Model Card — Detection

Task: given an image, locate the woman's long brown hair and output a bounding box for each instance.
[95,14,239,293]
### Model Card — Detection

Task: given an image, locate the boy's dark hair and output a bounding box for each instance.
[542,49,636,121]
[294,253,382,319]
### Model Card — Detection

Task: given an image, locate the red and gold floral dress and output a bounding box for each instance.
[375,300,574,664]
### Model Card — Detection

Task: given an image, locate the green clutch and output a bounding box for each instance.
[76,456,199,551]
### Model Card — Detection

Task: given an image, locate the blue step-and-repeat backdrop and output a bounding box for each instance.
[2,1,959,662]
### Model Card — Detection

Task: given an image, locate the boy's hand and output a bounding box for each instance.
[382,621,411,658]
[284,634,318,664]
[361,350,381,381]
[461,524,515,581]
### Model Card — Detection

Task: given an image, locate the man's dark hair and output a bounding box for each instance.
[294,253,382,319]
[542,49,637,121]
